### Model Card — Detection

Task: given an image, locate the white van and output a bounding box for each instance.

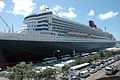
[79,69,90,78]
[105,65,117,75]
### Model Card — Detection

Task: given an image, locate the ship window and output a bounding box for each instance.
[51,33,55,35]
[35,28,48,31]
[38,20,48,23]
[24,12,52,19]
[37,24,48,27]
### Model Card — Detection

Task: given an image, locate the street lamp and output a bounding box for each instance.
[53,50,60,57]
[73,50,76,57]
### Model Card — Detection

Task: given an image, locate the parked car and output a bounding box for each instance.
[99,64,105,69]
[104,62,108,66]
[89,68,97,74]
[59,77,68,80]
[107,60,112,65]
[95,66,100,71]
[114,56,119,61]
[71,76,80,80]
[111,59,115,63]
[79,69,90,78]
[105,65,118,75]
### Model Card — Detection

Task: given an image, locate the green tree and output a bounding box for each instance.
[93,53,100,60]
[7,62,35,80]
[104,51,113,57]
[42,67,56,79]
[74,57,86,65]
[99,51,105,58]
[34,67,43,80]
[62,65,70,77]
[85,55,94,63]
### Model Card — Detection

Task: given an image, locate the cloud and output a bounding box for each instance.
[0,0,5,12]
[40,5,62,15]
[39,5,77,19]
[57,7,77,19]
[51,5,62,15]
[40,4,46,11]
[10,0,36,16]
[88,9,95,16]
[98,11,119,20]
[52,5,62,11]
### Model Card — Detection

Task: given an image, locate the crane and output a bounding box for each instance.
[0,16,10,33]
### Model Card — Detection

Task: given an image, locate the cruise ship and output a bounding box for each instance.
[0,8,116,66]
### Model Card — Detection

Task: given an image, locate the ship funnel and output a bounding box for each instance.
[89,20,97,28]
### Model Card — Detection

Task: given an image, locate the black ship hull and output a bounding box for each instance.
[0,39,115,67]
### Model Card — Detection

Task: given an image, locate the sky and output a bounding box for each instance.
[0,0,120,40]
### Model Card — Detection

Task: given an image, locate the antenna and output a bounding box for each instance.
[42,4,49,12]
[105,27,106,32]
[0,16,10,33]
[11,24,14,33]
[4,27,6,33]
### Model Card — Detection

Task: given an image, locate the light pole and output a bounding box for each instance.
[73,49,76,57]
[73,39,76,57]
[53,50,60,57]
